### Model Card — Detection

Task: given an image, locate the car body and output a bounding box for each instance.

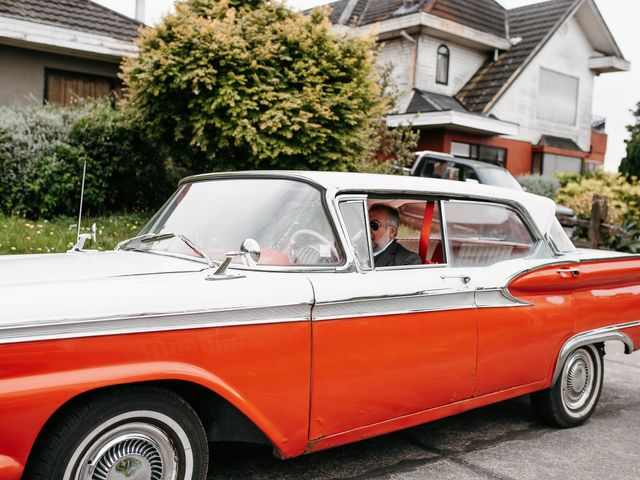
[411,151,577,234]
[1,171,639,480]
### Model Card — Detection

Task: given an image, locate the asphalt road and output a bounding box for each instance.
[207,342,640,479]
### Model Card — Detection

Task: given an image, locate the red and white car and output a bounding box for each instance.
[1,171,639,480]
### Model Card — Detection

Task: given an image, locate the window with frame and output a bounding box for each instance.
[364,199,446,268]
[436,45,450,85]
[443,201,536,267]
[537,67,579,125]
[451,141,507,167]
[45,69,120,106]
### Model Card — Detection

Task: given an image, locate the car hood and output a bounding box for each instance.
[0,251,314,342]
[0,250,205,287]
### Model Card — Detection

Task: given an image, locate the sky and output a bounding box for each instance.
[93,0,638,171]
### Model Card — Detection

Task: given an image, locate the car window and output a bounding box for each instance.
[137,178,343,267]
[339,201,372,270]
[443,201,535,267]
[365,199,446,268]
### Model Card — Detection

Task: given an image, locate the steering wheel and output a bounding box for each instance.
[288,229,338,264]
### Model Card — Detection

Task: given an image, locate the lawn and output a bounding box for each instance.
[0,212,151,255]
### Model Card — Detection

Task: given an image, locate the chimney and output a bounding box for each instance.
[135,0,146,23]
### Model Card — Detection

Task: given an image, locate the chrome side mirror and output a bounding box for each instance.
[240,238,261,265]
[67,223,97,252]
[209,238,261,279]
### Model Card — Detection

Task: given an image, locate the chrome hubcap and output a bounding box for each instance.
[562,349,595,412]
[93,435,161,480]
[74,422,179,480]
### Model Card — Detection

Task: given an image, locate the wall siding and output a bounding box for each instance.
[0,45,119,107]
[414,36,487,97]
[490,16,596,152]
[376,33,487,107]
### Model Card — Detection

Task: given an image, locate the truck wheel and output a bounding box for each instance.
[531,344,604,428]
[25,386,208,480]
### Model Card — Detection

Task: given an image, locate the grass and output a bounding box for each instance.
[0,212,151,255]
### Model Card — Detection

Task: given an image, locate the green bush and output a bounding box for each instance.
[0,101,174,219]
[121,0,387,173]
[517,174,560,199]
[555,170,640,226]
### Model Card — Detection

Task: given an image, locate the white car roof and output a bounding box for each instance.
[183,170,557,235]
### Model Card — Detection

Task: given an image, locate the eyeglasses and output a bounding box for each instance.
[370,220,383,231]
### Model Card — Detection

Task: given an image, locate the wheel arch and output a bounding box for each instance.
[552,329,634,385]
[23,378,278,474]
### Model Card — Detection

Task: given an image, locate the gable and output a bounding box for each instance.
[456,0,576,113]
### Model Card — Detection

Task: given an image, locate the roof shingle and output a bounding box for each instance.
[0,0,142,42]
[327,0,506,36]
[456,0,578,113]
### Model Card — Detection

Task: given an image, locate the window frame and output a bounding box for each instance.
[537,67,580,126]
[436,44,450,85]
[44,68,120,106]
[440,198,544,266]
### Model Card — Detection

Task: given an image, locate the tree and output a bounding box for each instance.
[121,0,388,173]
[619,100,640,179]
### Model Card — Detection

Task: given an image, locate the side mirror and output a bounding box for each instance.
[67,223,97,252]
[209,238,261,279]
[240,238,261,266]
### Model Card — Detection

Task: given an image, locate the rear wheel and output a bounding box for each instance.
[531,344,604,428]
[25,386,208,480]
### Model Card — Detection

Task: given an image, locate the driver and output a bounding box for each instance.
[369,203,421,267]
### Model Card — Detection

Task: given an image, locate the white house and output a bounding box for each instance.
[326,0,630,176]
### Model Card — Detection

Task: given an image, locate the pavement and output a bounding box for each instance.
[207,342,640,479]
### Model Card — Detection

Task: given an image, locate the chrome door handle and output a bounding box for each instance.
[557,268,580,277]
[440,274,471,284]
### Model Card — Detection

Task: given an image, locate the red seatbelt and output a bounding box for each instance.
[419,201,435,264]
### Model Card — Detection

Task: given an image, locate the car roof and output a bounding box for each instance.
[182,170,556,234]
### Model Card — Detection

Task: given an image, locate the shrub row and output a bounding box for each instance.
[0,101,178,219]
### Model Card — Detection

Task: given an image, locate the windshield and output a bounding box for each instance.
[479,168,524,191]
[134,178,343,267]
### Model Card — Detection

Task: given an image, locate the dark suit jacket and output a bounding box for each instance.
[374,240,422,267]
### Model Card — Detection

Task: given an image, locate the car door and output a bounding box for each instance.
[440,199,573,396]
[307,196,478,439]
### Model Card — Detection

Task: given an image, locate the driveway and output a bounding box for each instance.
[208,342,640,479]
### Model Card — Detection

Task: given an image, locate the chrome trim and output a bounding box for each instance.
[312,288,529,321]
[334,195,371,273]
[551,320,640,385]
[474,288,532,308]
[440,199,452,264]
[0,303,311,345]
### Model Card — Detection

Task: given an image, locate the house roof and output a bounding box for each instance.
[0,0,142,42]
[327,0,507,37]
[537,135,584,152]
[456,0,578,113]
[406,89,468,114]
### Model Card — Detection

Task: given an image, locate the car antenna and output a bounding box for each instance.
[68,159,96,252]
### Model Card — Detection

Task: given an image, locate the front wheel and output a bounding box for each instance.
[531,344,604,428]
[25,386,209,480]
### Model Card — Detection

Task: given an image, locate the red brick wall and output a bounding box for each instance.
[417,129,534,176]
[587,130,607,163]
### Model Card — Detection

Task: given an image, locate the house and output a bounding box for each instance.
[326,0,630,176]
[0,0,141,106]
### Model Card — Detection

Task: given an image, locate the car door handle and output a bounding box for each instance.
[557,268,581,278]
[440,274,471,284]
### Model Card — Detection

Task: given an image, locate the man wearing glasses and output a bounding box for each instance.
[369,203,421,267]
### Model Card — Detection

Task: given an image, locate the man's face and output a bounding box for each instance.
[369,208,396,251]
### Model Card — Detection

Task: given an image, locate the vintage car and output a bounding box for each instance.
[1,171,639,480]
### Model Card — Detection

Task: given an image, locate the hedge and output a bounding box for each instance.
[0,101,176,219]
